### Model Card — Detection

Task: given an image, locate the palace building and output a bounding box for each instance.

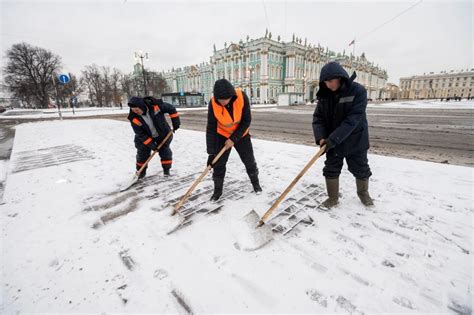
[159,31,388,105]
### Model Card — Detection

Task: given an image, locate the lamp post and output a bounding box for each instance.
[51,72,62,120]
[302,73,306,104]
[134,51,148,96]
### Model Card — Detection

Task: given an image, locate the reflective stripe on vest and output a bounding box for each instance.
[132,118,142,126]
[211,88,249,138]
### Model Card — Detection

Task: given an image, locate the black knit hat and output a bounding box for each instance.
[213,79,236,100]
[128,96,147,113]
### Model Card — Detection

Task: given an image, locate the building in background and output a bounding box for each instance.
[160,31,388,105]
[400,69,473,99]
[161,92,205,107]
[385,83,400,100]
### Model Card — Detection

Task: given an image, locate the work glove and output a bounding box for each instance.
[320,139,335,153]
[149,141,159,151]
[207,154,216,167]
[172,121,180,132]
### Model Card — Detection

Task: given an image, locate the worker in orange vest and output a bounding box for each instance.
[206,79,261,201]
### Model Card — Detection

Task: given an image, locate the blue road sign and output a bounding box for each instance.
[58,74,70,84]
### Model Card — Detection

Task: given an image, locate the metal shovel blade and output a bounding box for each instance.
[236,210,274,251]
[166,214,187,235]
[119,174,139,192]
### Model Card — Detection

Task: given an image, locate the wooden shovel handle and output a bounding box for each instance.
[258,145,327,226]
[172,145,228,215]
[135,131,173,177]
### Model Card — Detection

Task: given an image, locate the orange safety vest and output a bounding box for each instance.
[211,88,249,138]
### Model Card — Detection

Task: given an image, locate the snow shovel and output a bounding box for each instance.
[171,145,228,216]
[119,131,173,192]
[238,144,327,250]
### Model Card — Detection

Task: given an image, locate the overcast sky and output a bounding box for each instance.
[1,0,472,84]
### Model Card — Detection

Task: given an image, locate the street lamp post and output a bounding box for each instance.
[135,51,149,96]
[51,72,62,120]
[302,73,306,104]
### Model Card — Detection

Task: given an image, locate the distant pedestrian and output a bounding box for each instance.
[127,96,180,178]
[312,62,374,208]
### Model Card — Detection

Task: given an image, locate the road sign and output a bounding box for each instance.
[58,73,70,84]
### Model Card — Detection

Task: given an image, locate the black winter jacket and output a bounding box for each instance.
[128,98,180,149]
[312,62,369,154]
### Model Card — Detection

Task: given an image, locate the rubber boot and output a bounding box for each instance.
[321,177,339,209]
[356,178,374,206]
[210,177,224,202]
[137,165,147,179]
[249,171,262,194]
[163,168,170,177]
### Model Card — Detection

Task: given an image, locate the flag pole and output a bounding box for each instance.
[352,37,356,59]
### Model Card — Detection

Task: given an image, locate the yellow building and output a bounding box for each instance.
[385,83,400,100]
[400,70,473,99]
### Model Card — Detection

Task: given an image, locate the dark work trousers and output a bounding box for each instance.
[212,134,259,181]
[135,135,173,171]
[323,149,372,179]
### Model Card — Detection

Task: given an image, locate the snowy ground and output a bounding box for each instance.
[0,119,472,313]
[367,99,474,109]
[0,104,277,121]
[251,100,474,114]
[0,106,129,119]
[2,99,471,121]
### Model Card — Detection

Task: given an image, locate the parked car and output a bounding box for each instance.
[0,106,6,113]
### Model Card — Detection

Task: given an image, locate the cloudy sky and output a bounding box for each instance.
[1,0,472,84]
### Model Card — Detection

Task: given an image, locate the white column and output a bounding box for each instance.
[289,56,295,78]
[246,56,250,96]
[213,61,217,81]
[223,59,227,80]
[261,53,268,78]
[239,56,243,84]
[261,85,268,103]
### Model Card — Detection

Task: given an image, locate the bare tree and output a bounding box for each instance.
[110,68,123,106]
[102,66,112,107]
[121,73,144,99]
[3,42,62,108]
[146,71,169,97]
[81,64,103,107]
[120,73,134,100]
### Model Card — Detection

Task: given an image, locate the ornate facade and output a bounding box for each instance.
[161,32,388,104]
[400,70,473,99]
